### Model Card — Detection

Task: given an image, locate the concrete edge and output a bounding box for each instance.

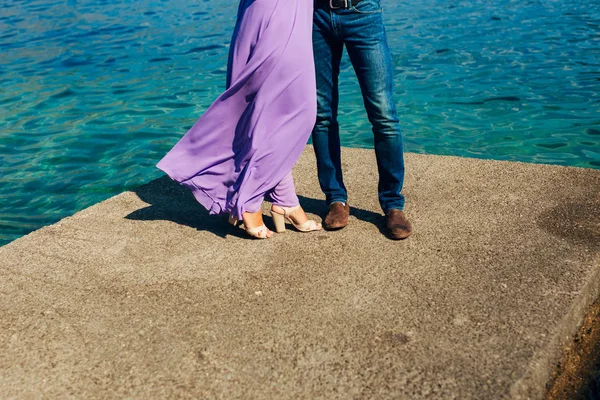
[546,297,600,398]
[510,259,600,399]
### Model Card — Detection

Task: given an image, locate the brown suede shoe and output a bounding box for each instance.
[385,209,413,240]
[324,202,350,230]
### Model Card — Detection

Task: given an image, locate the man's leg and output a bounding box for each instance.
[312,7,346,206]
[342,5,411,238]
[312,6,351,230]
[342,8,406,212]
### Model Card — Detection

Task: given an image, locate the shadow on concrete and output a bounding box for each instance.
[125,176,240,239]
[538,201,600,250]
[296,195,388,236]
[125,176,388,237]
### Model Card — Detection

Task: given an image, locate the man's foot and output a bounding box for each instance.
[385,209,412,240]
[324,202,350,230]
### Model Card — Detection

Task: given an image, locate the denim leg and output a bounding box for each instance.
[312,8,347,205]
[342,10,405,212]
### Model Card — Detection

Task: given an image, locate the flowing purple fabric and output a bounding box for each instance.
[157,0,316,220]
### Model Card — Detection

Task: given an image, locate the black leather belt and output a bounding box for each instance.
[316,0,364,9]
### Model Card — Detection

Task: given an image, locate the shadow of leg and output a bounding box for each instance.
[126,177,394,239]
[297,195,389,236]
[125,176,238,238]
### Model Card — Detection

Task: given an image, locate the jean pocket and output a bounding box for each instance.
[350,0,382,14]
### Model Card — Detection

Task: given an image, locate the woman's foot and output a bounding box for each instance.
[270,205,322,233]
[229,211,273,239]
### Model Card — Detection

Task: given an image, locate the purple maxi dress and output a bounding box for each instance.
[157,0,316,220]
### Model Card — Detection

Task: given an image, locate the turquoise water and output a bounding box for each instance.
[1,0,599,246]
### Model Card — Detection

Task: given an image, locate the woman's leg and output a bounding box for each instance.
[268,172,321,231]
[266,172,300,208]
[233,173,297,239]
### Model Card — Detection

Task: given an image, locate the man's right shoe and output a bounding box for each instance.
[324,202,350,230]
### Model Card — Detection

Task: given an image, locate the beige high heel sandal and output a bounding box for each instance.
[228,215,272,239]
[270,205,322,233]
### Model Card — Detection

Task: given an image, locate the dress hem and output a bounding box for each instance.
[157,163,225,216]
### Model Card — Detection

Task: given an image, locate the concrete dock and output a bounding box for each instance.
[1,148,599,399]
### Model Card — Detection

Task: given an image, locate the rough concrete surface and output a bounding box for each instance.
[1,148,599,399]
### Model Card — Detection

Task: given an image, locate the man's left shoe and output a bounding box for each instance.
[385,209,413,240]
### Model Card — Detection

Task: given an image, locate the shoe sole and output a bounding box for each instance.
[388,230,412,240]
[324,223,347,231]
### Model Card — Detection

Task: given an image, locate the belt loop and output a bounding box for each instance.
[330,0,344,9]
[327,0,355,9]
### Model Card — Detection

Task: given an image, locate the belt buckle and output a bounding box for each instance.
[329,0,348,9]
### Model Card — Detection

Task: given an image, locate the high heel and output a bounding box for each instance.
[271,212,286,233]
[270,205,322,233]
[229,214,272,239]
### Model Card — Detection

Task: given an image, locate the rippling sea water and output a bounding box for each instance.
[1,0,599,246]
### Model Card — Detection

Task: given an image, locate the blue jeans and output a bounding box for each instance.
[312,0,406,212]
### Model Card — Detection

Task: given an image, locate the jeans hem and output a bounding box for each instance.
[382,205,405,214]
[328,198,348,206]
